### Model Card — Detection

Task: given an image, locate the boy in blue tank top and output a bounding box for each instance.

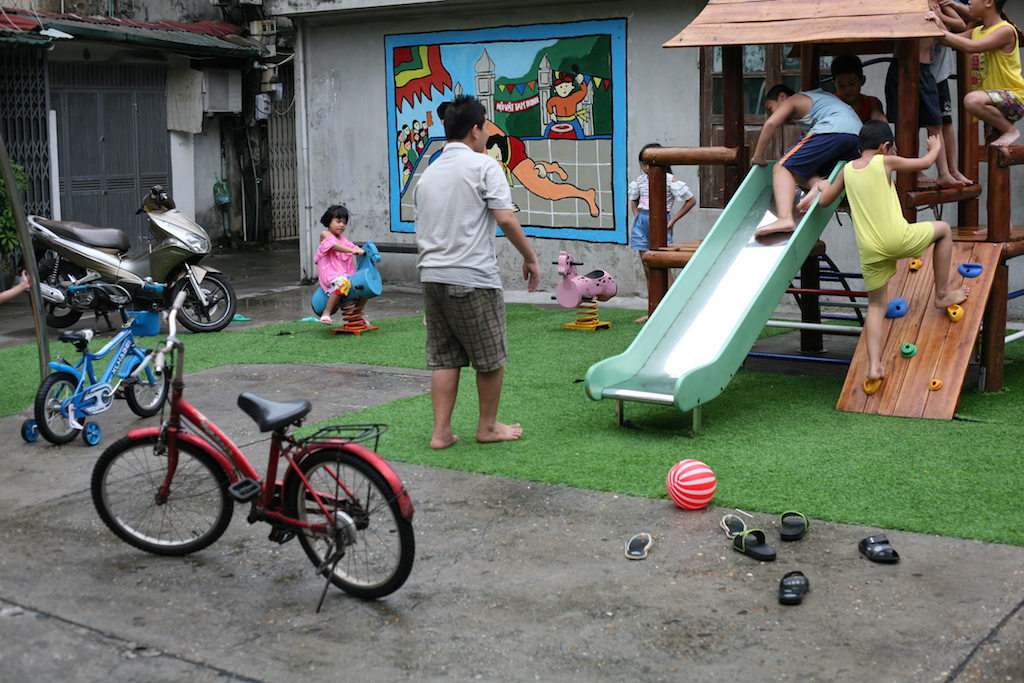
[752,84,862,236]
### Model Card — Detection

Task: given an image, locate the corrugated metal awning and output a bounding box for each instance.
[0,8,262,56]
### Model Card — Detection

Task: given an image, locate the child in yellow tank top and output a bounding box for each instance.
[812,121,970,395]
[927,0,1024,146]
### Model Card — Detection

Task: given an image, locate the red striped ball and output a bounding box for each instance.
[666,459,716,510]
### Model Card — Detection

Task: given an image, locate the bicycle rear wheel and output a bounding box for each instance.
[92,435,233,556]
[285,448,414,599]
[34,371,80,444]
[124,365,170,417]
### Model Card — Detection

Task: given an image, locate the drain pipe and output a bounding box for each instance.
[294,18,313,281]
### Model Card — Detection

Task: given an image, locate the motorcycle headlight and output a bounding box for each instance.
[179,232,211,253]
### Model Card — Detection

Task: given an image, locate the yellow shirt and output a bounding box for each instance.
[971,20,1024,99]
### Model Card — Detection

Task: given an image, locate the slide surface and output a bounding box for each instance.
[585,162,841,412]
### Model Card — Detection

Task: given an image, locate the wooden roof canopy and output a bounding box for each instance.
[664,0,942,47]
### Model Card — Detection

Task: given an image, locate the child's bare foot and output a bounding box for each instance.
[972,227,988,236]
[952,172,974,185]
[936,172,967,188]
[935,284,970,308]
[795,185,821,213]
[476,422,523,443]
[991,128,1021,147]
[754,218,797,237]
[917,173,937,185]
[634,314,649,323]
[430,433,459,450]
[867,363,885,382]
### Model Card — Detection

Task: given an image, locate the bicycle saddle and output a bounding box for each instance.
[237,392,312,432]
[58,329,95,344]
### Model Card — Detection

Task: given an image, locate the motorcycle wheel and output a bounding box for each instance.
[172,272,237,333]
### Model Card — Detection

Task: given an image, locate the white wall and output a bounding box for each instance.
[284,0,1024,317]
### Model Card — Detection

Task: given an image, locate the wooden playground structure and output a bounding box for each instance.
[636,0,1024,419]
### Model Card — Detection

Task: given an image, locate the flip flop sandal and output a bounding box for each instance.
[778,570,810,605]
[625,533,653,560]
[732,528,776,562]
[720,514,747,539]
[859,534,900,564]
[779,511,809,541]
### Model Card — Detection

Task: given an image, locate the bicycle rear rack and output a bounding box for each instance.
[301,423,388,451]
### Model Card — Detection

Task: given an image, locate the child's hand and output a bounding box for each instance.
[925,133,942,151]
[751,152,767,166]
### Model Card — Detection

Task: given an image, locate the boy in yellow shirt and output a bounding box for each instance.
[812,121,970,394]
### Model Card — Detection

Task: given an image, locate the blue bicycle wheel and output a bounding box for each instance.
[82,422,102,446]
[21,419,38,442]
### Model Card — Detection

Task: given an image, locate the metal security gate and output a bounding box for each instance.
[50,63,169,245]
[268,104,298,241]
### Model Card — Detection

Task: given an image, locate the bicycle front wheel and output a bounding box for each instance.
[92,435,234,556]
[124,366,170,418]
[285,448,414,599]
[34,371,80,444]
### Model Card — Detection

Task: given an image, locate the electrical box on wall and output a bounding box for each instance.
[249,20,277,37]
[203,69,242,114]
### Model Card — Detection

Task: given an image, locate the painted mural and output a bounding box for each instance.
[385,20,627,243]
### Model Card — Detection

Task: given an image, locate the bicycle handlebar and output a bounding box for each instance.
[129,290,188,380]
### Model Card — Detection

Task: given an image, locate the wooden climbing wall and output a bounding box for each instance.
[836,242,1002,419]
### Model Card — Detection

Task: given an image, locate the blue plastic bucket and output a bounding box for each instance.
[129,311,161,336]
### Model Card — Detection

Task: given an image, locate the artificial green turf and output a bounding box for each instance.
[6,305,1024,545]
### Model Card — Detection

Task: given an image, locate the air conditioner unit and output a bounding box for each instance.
[249,19,277,37]
[203,69,242,114]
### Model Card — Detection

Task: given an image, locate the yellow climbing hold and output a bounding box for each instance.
[863,378,883,396]
[947,304,964,322]
[909,259,923,271]
[929,379,943,391]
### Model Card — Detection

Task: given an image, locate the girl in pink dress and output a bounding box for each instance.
[315,205,365,324]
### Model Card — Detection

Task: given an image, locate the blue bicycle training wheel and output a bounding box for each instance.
[83,422,102,446]
[21,419,38,443]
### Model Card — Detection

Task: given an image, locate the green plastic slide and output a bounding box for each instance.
[585,162,844,412]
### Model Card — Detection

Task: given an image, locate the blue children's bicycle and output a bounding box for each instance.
[23,283,170,446]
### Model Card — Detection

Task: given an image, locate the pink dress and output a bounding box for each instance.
[315,233,358,292]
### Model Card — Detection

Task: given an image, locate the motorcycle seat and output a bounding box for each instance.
[36,218,131,253]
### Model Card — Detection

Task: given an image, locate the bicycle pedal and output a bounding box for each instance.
[268,527,296,545]
[228,478,261,502]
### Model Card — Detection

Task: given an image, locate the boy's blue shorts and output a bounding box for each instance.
[779,132,859,180]
[886,60,942,127]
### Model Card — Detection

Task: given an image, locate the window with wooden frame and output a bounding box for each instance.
[699,44,804,208]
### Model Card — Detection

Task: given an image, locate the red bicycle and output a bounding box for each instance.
[91,292,415,607]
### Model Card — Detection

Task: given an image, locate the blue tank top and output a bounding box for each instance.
[794,89,862,136]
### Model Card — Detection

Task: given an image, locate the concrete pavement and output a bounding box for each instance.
[1,244,1022,681]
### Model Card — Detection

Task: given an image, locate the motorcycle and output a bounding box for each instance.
[28,186,237,333]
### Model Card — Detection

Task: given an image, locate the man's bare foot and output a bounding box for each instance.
[935,284,970,308]
[754,218,796,237]
[795,184,821,213]
[936,172,968,188]
[991,128,1021,147]
[476,422,523,443]
[430,434,459,450]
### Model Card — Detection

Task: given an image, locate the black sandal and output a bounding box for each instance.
[858,534,900,564]
[732,528,776,561]
[778,570,809,605]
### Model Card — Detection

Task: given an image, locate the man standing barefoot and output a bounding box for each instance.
[414,94,541,449]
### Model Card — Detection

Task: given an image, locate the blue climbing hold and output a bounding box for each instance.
[958,263,983,278]
[886,297,908,319]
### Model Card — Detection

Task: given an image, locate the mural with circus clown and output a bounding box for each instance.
[386,20,627,243]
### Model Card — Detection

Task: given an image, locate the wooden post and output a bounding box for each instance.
[722,46,744,202]
[799,254,823,353]
[957,49,979,227]
[645,164,668,314]
[980,146,1011,391]
[894,39,920,223]
[800,43,820,91]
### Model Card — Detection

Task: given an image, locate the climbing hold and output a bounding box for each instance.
[947,304,964,322]
[863,378,883,396]
[958,263,983,278]
[886,298,908,318]
[901,343,918,358]
[908,259,923,272]
[929,379,943,391]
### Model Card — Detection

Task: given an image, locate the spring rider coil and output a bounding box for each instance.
[554,251,617,331]
[311,241,383,335]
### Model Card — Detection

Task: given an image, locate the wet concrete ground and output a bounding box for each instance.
[1,244,1022,681]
